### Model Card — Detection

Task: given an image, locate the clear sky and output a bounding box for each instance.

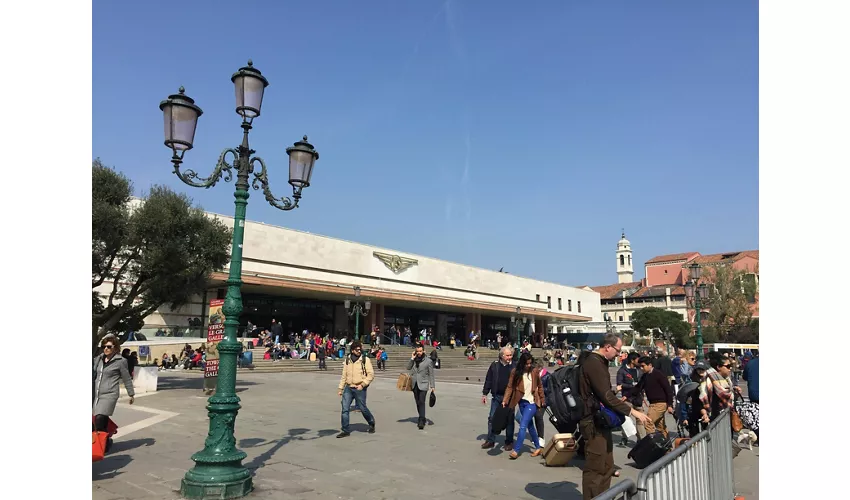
[93,0,758,288]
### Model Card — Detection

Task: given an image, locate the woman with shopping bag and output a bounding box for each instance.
[93,334,135,459]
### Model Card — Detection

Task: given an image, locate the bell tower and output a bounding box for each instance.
[617,230,634,283]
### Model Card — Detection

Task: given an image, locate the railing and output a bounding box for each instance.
[594,408,735,500]
[593,479,637,499]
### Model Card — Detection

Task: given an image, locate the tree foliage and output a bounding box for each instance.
[697,263,759,342]
[630,307,692,348]
[92,160,231,350]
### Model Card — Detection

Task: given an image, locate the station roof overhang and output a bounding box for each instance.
[208,271,592,323]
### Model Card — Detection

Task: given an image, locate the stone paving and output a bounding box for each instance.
[93,370,758,500]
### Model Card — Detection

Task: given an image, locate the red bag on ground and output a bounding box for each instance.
[93,432,109,462]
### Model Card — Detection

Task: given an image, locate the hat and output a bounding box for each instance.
[694,361,710,371]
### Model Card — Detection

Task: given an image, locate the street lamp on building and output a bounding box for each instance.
[603,312,617,334]
[684,262,710,361]
[511,306,528,345]
[345,286,371,341]
[159,60,319,500]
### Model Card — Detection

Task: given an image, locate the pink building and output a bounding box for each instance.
[590,235,759,326]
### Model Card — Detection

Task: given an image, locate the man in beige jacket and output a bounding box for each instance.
[337,341,376,438]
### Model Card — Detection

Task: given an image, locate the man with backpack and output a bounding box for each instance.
[337,341,376,438]
[578,334,652,500]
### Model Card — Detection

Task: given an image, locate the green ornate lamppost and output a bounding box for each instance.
[684,262,710,361]
[344,286,371,341]
[510,306,528,345]
[159,60,319,499]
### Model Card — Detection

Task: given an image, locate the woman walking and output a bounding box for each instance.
[407,343,436,430]
[93,335,135,438]
[502,351,545,459]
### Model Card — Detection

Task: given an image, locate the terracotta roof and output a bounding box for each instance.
[632,285,686,297]
[645,252,700,265]
[693,250,759,265]
[589,282,642,300]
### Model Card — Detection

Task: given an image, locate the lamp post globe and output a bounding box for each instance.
[160,87,203,153]
[231,59,269,119]
[160,60,318,500]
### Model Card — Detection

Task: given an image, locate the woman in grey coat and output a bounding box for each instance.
[407,343,436,430]
[93,335,135,432]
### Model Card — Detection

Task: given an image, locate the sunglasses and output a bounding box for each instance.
[104,345,115,349]
[721,364,731,369]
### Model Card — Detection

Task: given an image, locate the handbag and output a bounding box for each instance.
[491,404,512,434]
[92,431,109,462]
[396,373,413,392]
[594,403,626,429]
[734,400,759,431]
[429,391,436,407]
[730,408,744,433]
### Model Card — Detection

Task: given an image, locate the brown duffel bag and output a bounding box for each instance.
[397,373,413,391]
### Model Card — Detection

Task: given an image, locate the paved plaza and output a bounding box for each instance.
[93,370,758,500]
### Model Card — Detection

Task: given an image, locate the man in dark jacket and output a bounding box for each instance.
[579,334,651,500]
[615,352,642,444]
[270,319,284,345]
[481,346,516,450]
[635,356,674,438]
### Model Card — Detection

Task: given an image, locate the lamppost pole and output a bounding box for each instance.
[159,60,319,500]
[684,262,709,362]
[511,306,527,346]
[345,286,370,341]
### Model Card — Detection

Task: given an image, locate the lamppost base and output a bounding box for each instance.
[181,464,253,499]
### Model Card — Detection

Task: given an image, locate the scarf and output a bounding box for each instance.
[349,353,361,364]
[698,367,733,409]
[414,354,424,368]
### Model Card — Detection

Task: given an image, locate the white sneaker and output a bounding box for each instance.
[539,438,546,448]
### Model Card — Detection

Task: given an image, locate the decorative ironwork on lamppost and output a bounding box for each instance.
[684,262,710,362]
[345,286,371,341]
[511,306,528,345]
[159,59,319,500]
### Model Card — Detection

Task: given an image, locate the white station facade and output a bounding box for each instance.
[138,210,601,345]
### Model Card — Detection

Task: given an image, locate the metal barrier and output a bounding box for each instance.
[635,408,734,500]
[593,408,735,500]
[593,479,637,500]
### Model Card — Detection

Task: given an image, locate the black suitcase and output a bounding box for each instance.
[628,432,671,469]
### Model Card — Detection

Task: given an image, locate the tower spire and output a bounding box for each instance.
[617,231,634,284]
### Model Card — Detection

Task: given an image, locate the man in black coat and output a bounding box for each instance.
[270,318,284,345]
[480,346,516,450]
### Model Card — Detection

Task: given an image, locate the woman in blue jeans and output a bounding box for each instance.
[502,351,546,459]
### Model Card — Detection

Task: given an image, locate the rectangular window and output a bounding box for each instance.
[536,294,540,302]
[578,301,582,313]
[558,298,562,310]
[547,296,551,308]
[619,315,624,321]
[568,299,572,311]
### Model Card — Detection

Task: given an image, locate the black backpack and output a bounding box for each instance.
[546,364,587,432]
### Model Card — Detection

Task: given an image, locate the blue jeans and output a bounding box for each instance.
[341,386,374,433]
[514,400,540,453]
[486,394,515,444]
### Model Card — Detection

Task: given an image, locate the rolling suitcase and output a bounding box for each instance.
[628,432,671,469]
[541,433,578,466]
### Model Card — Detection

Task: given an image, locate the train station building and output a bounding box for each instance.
[141,210,601,346]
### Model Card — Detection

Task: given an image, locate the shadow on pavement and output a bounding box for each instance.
[109,438,156,454]
[241,428,337,471]
[157,376,259,391]
[92,454,133,481]
[396,417,434,425]
[525,481,582,500]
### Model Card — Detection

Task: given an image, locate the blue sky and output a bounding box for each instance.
[93,0,758,288]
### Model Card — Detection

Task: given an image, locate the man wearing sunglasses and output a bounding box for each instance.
[337,341,376,438]
[93,335,135,433]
